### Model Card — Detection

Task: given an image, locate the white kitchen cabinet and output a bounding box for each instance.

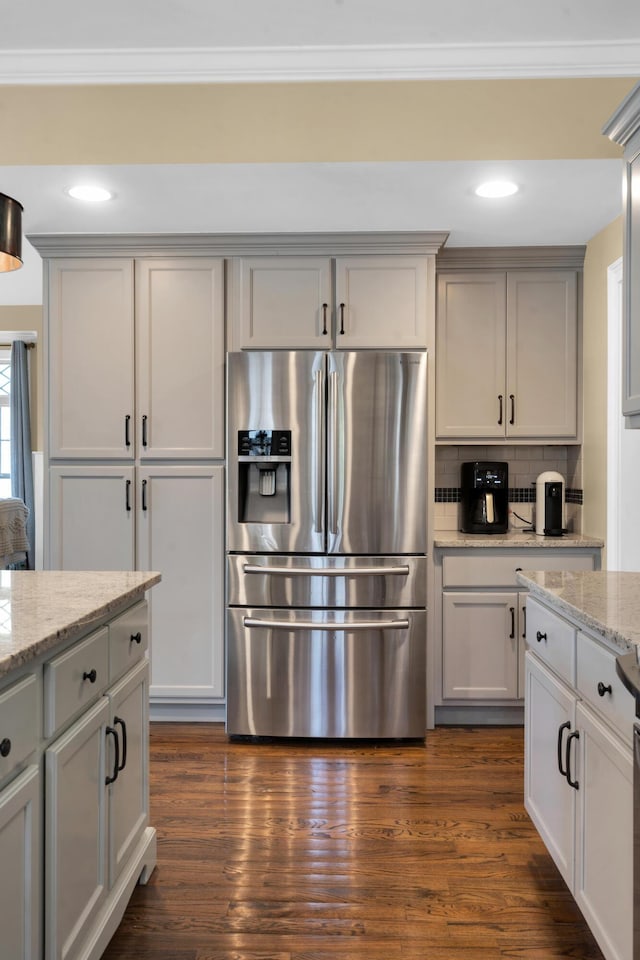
[47,257,225,460]
[0,765,41,960]
[137,465,225,702]
[436,269,578,440]
[604,83,640,423]
[231,254,429,349]
[524,598,634,960]
[48,466,135,571]
[48,259,135,460]
[442,591,522,700]
[435,547,599,715]
[48,465,225,707]
[135,258,225,459]
[45,696,110,960]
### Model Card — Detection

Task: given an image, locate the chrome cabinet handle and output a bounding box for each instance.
[243,564,410,577]
[327,370,339,536]
[509,394,515,425]
[243,617,410,632]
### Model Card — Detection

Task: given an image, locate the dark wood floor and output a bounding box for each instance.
[102,723,604,960]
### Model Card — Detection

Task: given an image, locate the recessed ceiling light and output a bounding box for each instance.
[67,185,113,202]
[475,180,519,199]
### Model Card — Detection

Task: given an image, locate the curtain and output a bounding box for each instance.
[10,340,34,569]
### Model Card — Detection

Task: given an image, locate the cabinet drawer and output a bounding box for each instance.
[0,674,38,782]
[109,600,148,683]
[442,551,595,588]
[577,631,636,743]
[526,597,576,684]
[44,627,109,738]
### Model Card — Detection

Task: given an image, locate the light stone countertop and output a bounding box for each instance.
[0,569,162,680]
[516,569,640,653]
[433,530,604,549]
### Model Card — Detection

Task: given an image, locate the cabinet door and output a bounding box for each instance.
[234,256,332,348]
[436,273,506,438]
[48,259,135,459]
[575,702,632,960]
[107,660,149,888]
[45,696,109,960]
[506,271,578,438]
[524,652,576,890]
[442,592,518,699]
[623,139,640,419]
[135,258,225,459]
[48,466,135,571]
[137,465,225,701]
[0,765,40,960]
[334,256,428,348]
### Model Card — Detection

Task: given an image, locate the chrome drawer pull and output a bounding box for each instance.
[243,617,409,632]
[243,564,410,577]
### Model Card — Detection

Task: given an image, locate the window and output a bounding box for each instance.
[0,350,11,498]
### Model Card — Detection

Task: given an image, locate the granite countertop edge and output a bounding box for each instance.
[516,570,640,654]
[0,570,162,680]
[433,531,604,549]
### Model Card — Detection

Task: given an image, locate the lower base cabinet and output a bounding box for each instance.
[0,585,156,960]
[525,606,633,960]
[0,765,40,960]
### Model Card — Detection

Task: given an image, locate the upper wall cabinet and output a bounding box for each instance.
[229,254,430,350]
[436,266,579,441]
[604,81,640,426]
[48,257,225,460]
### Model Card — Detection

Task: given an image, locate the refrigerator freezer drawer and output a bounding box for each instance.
[226,607,426,738]
[227,554,427,609]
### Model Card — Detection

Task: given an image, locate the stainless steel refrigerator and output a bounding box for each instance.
[226,349,427,739]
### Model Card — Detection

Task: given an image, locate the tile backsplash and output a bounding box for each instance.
[434,445,582,532]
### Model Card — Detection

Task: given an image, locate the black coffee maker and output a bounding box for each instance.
[460,461,509,534]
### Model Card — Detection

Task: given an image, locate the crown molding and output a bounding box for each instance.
[436,245,586,271]
[602,79,640,145]
[3,41,640,84]
[27,231,450,258]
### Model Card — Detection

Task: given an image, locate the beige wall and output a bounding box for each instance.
[0,305,44,451]
[1,77,635,164]
[582,216,623,556]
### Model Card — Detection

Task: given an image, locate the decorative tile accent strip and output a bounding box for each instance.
[435,487,584,504]
[434,487,461,503]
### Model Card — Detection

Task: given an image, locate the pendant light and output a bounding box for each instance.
[0,192,23,271]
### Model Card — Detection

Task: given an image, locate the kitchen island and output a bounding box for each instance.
[518,568,636,960]
[0,569,161,960]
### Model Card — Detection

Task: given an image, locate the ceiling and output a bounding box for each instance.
[2,1,640,305]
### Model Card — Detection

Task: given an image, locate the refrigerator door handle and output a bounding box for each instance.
[327,368,340,537]
[313,364,325,534]
[243,617,410,631]
[243,563,411,577]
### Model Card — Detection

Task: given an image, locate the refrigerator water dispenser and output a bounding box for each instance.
[237,429,291,524]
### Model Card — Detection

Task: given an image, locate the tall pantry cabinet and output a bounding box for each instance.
[41,251,225,716]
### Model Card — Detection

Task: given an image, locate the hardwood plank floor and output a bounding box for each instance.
[101,724,604,960]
